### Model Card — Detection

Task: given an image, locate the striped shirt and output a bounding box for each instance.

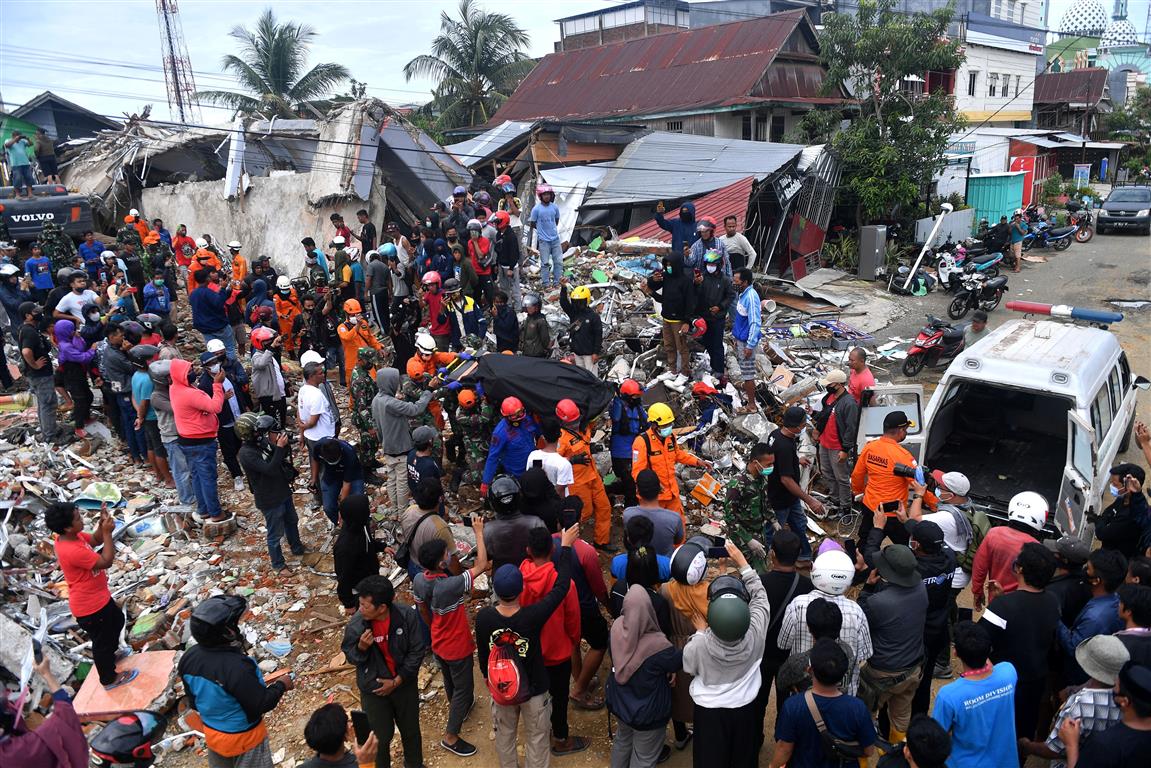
[778,592,873,695]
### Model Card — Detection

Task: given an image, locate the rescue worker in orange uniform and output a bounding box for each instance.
[272,276,302,355]
[336,299,381,386]
[227,241,248,284]
[631,402,710,520]
[188,240,222,294]
[404,332,458,428]
[851,409,938,546]
[555,399,615,551]
[129,209,151,244]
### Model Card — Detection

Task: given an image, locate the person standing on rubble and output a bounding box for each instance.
[730,268,762,413]
[493,206,524,310]
[46,501,138,690]
[481,396,540,497]
[720,216,756,274]
[767,407,823,563]
[632,402,710,520]
[648,252,695,378]
[688,218,731,279]
[694,250,735,383]
[20,301,70,446]
[654,201,700,256]
[236,412,305,572]
[724,442,777,573]
[556,399,615,552]
[170,358,230,524]
[519,292,550,358]
[528,184,563,290]
[609,379,646,508]
[813,369,859,517]
[559,280,602,374]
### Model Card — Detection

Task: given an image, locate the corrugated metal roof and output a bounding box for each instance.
[444,121,535,168]
[619,176,755,241]
[583,131,803,207]
[1034,69,1108,106]
[492,11,828,124]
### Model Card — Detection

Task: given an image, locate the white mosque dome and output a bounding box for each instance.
[1102,19,1140,47]
[1060,0,1110,35]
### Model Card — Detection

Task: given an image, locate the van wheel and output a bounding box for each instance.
[902,355,926,377]
[1120,415,1134,453]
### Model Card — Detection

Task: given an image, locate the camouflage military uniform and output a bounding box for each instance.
[350,348,380,467]
[40,222,77,273]
[399,374,439,435]
[116,222,142,250]
[453,403,491,486]
[723,472,776,573]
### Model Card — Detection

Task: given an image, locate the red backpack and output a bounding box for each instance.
[486,629,531,706]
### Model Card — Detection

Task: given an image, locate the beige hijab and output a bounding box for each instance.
[611,585,673,684]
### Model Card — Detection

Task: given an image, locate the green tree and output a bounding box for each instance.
[1101,85,1151,173]
[196,9,350,117]
[799,0,965,223]
[403,0,534,129]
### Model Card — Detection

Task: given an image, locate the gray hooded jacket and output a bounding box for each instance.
[370,367,432,456]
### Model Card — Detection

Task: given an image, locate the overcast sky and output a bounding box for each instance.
[0,0,1146,126]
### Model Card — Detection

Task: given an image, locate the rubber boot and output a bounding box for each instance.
[889,728,907,746]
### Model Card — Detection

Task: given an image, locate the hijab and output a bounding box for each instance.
[249,278,272,308]
[666,579,710,629]
[610,584,672,685]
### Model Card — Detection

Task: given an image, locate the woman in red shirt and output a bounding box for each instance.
[46,501,137,689]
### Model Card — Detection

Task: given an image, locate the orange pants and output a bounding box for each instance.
[572,475,613,546]
[660,491,685,522]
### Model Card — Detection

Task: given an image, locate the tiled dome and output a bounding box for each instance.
[1060,0,1110,35]
[1102,19,1141,47]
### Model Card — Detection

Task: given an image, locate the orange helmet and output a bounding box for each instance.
[620,379,642,396]
[555,399,580,423]
[143,231,161,245]
[458,389,477,408]
[250,326,276,351]
[343,298,362,314]
[501,396,525,419]
[123,215,135,224]
[493,210,511,229]
[405,357,426,379]
[501,349,515,355]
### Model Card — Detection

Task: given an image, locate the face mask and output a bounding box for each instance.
[658,425,674,438]
[447,236,458,243]
[87,312,100,322]
[760,466,775,477]
[154,279,164,286]
[348,314,359,323]
[208,363,222,374]
[665,266,672,275]
[1109,485,1122,498]
[826,385,837,394]
[705,264,718,274]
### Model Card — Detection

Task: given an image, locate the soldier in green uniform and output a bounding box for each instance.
[116,217,142,249]
[450,387,491,491]
[399,366,440,436]
[40,221,77,273]
[723,441,777,573]
[349,347,380,470]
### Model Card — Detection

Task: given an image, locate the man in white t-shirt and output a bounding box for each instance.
[53,272,102,321]
[917,469,975,678]
[526,420,574,496]
[298,361,337,507]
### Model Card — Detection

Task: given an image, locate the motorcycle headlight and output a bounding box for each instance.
[921,336,940,348]
[1136,209,1150,218]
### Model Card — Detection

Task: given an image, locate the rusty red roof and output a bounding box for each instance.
[620,176,756,242]
[1034,68,1108,106]
[492,11,838,124]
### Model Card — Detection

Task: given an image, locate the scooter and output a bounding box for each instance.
[947,272,1009,320]
[902,315,965,377]
[1067,201,1094,242]
[1022,222,1078,252]
[937,250,1004,292]
[888,262,936,296]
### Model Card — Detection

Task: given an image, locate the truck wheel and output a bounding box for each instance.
[902,355,926,377]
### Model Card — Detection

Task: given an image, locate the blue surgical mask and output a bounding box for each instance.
[658,426,673,438]
[1109,485,1121,498]
[760,466,775,478]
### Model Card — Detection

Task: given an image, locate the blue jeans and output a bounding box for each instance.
[202,327,237,361]
[324,345,345,387]
[182,440,223,519]
[320,477,364,526]
[767,498,813,560]
[117,393,146,461]
[10,164,35,193]
[261,497,303,568]
[163,439,195,505]
[538,238,563,286]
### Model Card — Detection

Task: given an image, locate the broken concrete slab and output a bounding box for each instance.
[72,650,180,721]
[0,611,74,683]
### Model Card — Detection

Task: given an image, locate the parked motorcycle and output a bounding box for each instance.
[902,315,965,377]
[947,272,1009,320]
[937,250,1004,291]
[888,262,936,296]
[1067,200,1094,242]
[1022,222,1078,252]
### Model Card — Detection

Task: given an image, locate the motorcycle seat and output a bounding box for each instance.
[1049,225,1076,237]
[968,252,1000,265]
[942,327,964,342]
[985,276,1009,290]
[1066,201,1083,212]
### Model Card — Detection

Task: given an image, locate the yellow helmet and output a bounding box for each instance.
[647,402,675,427]
[570,285,592,301]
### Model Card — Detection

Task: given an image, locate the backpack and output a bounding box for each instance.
[486,629,531,706]
[393,511,436,570]
[948,503,991,574]
[803,691,869,764]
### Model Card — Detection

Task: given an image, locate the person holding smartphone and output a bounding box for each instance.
[0,654,89,766]
[45,501,137,689]
[300,703,379,768]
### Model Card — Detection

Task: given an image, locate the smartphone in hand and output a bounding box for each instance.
[351,709,372,745]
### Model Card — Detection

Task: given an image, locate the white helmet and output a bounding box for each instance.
[415,333,436,355]
[129,208,140,216]
[275,275,291,291]
[195,238,208,248]
[206,339,226,355]
[1007,491,1048,532]
[228,240,241,250]
[0,263,21,277]
[1014,208,1024,216]
[811,550,855,596]
[332,236,346,245]
[101,250,117,260]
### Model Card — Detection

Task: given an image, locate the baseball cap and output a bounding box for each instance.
[911,520,946,550]
[931,470,971,496]
[1044,535,1090,566]
[17,301,39,318]
[1119,661,1151,708]
[818,369,848,386]
[783,406,807,428]
[412,425,437,448]
[493,564,524,599]
[883,410,915,430]
[300,350,325,367]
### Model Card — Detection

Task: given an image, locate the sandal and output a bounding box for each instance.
[569,690,605,710]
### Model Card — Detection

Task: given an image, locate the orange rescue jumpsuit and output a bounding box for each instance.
[406,351,458,427]
[558,425,613,546]
[187,249,223,294]
[631,428,705,519]
[274,291,302,353]
[337,318,382,386]
[133,218,151,244]
[230,253,249,284]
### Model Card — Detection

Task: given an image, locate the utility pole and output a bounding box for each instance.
[155,0,201,124]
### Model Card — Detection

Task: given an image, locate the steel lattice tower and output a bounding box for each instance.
[156,0,201,124]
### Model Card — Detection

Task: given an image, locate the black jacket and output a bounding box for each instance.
[647,252,695,322]
[605,646,682,730]
[333,496,385,608]
[342,605,427,696]
[559,286,603,356]
[493,305,519,351]
[494,228,521,270]
[1094,492,1149,559]
[236,441,295,509]
[902,521,956,637]
[520,313,550,357]
[693,271,734,323]
[814,389,860,454]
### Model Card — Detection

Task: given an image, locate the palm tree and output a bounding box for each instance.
[404,0,534,129]
[196,9,350,118]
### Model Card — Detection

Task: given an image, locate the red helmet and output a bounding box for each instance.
[536,184,554,198]
[690,318,707,338]
[493,210,511,229]
[620,379,642,396]
[501,396,525,419]
[421,271,441,286]
[494,174,513,187]
[250,326,276,350]
[555,399,581,423]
